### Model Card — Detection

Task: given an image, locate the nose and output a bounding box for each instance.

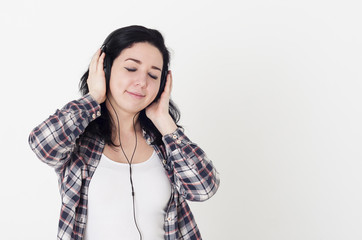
[135,72,147,87]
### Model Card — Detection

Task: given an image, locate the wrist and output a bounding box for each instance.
[154,115,177,136]
[89,92,105,104]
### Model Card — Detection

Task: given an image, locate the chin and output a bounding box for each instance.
[124,104,148,114]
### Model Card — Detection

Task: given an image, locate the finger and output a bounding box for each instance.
[89,49,101,73]
[168,70,173,92]
[164,71,172,96]
[89,49,99,73]
[97,52,105,73]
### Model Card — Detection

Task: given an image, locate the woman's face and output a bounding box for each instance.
[107,42,163,114]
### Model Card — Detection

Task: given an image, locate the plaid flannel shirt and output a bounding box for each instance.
[28,94,220,240]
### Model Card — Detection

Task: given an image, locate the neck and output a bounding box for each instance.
[106,98,141,142]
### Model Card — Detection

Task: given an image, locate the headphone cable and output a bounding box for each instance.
[107,97,143,240]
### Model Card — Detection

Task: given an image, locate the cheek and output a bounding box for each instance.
[109,72,127,90]
[149,80,161,96]
[108,79,119,95]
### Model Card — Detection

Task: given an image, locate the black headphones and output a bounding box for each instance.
[100,44,111,87]
[100,43,168,101]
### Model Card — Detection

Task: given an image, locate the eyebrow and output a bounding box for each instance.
[125,58,162,71]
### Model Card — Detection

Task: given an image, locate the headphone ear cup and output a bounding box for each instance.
[103,56,111,88]
[161,69,167,90]
[101,44,109,76]
[156,69,168,99]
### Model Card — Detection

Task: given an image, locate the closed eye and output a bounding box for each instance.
[125,67,158,80]
[149,73,158,80]
[125,67,136,72]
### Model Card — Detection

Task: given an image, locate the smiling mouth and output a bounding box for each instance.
[126,91,145,98]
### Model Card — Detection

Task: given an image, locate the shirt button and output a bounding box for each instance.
[172,134,178,139]
[92,113,96,119]
[167,217,172,222]
[96,111,101,117]
[163,160,167,165]
[176,139,181,144]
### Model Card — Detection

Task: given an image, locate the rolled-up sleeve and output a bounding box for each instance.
[28,94,101,172]
[162,128,220,201]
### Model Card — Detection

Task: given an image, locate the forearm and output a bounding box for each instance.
[28,94,101,171]
[162,128,220,201]
[152,115,178,136]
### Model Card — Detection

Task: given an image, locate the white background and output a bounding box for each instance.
[1,0,361,239]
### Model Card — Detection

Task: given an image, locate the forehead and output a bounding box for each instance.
[115,42,163,67]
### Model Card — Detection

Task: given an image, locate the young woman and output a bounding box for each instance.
[28,25,220,240]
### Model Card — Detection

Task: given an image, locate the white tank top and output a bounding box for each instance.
[84,150,172,240]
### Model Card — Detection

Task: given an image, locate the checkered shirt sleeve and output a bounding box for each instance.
[28,94,101,172]
[162,129,220,202]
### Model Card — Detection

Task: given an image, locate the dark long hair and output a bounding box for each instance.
[78,25,180,146]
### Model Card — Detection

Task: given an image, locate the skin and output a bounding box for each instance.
[87,42,177,164]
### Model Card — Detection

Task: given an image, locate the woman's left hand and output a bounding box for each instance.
[146,71,177,135]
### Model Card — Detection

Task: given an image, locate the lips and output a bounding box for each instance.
[126,90,145,98]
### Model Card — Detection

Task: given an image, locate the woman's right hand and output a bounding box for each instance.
[87,48,107,104]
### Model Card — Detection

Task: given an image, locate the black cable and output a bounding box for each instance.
[107,97,143,240]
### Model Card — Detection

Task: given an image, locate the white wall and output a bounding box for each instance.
[1,0,361,239]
